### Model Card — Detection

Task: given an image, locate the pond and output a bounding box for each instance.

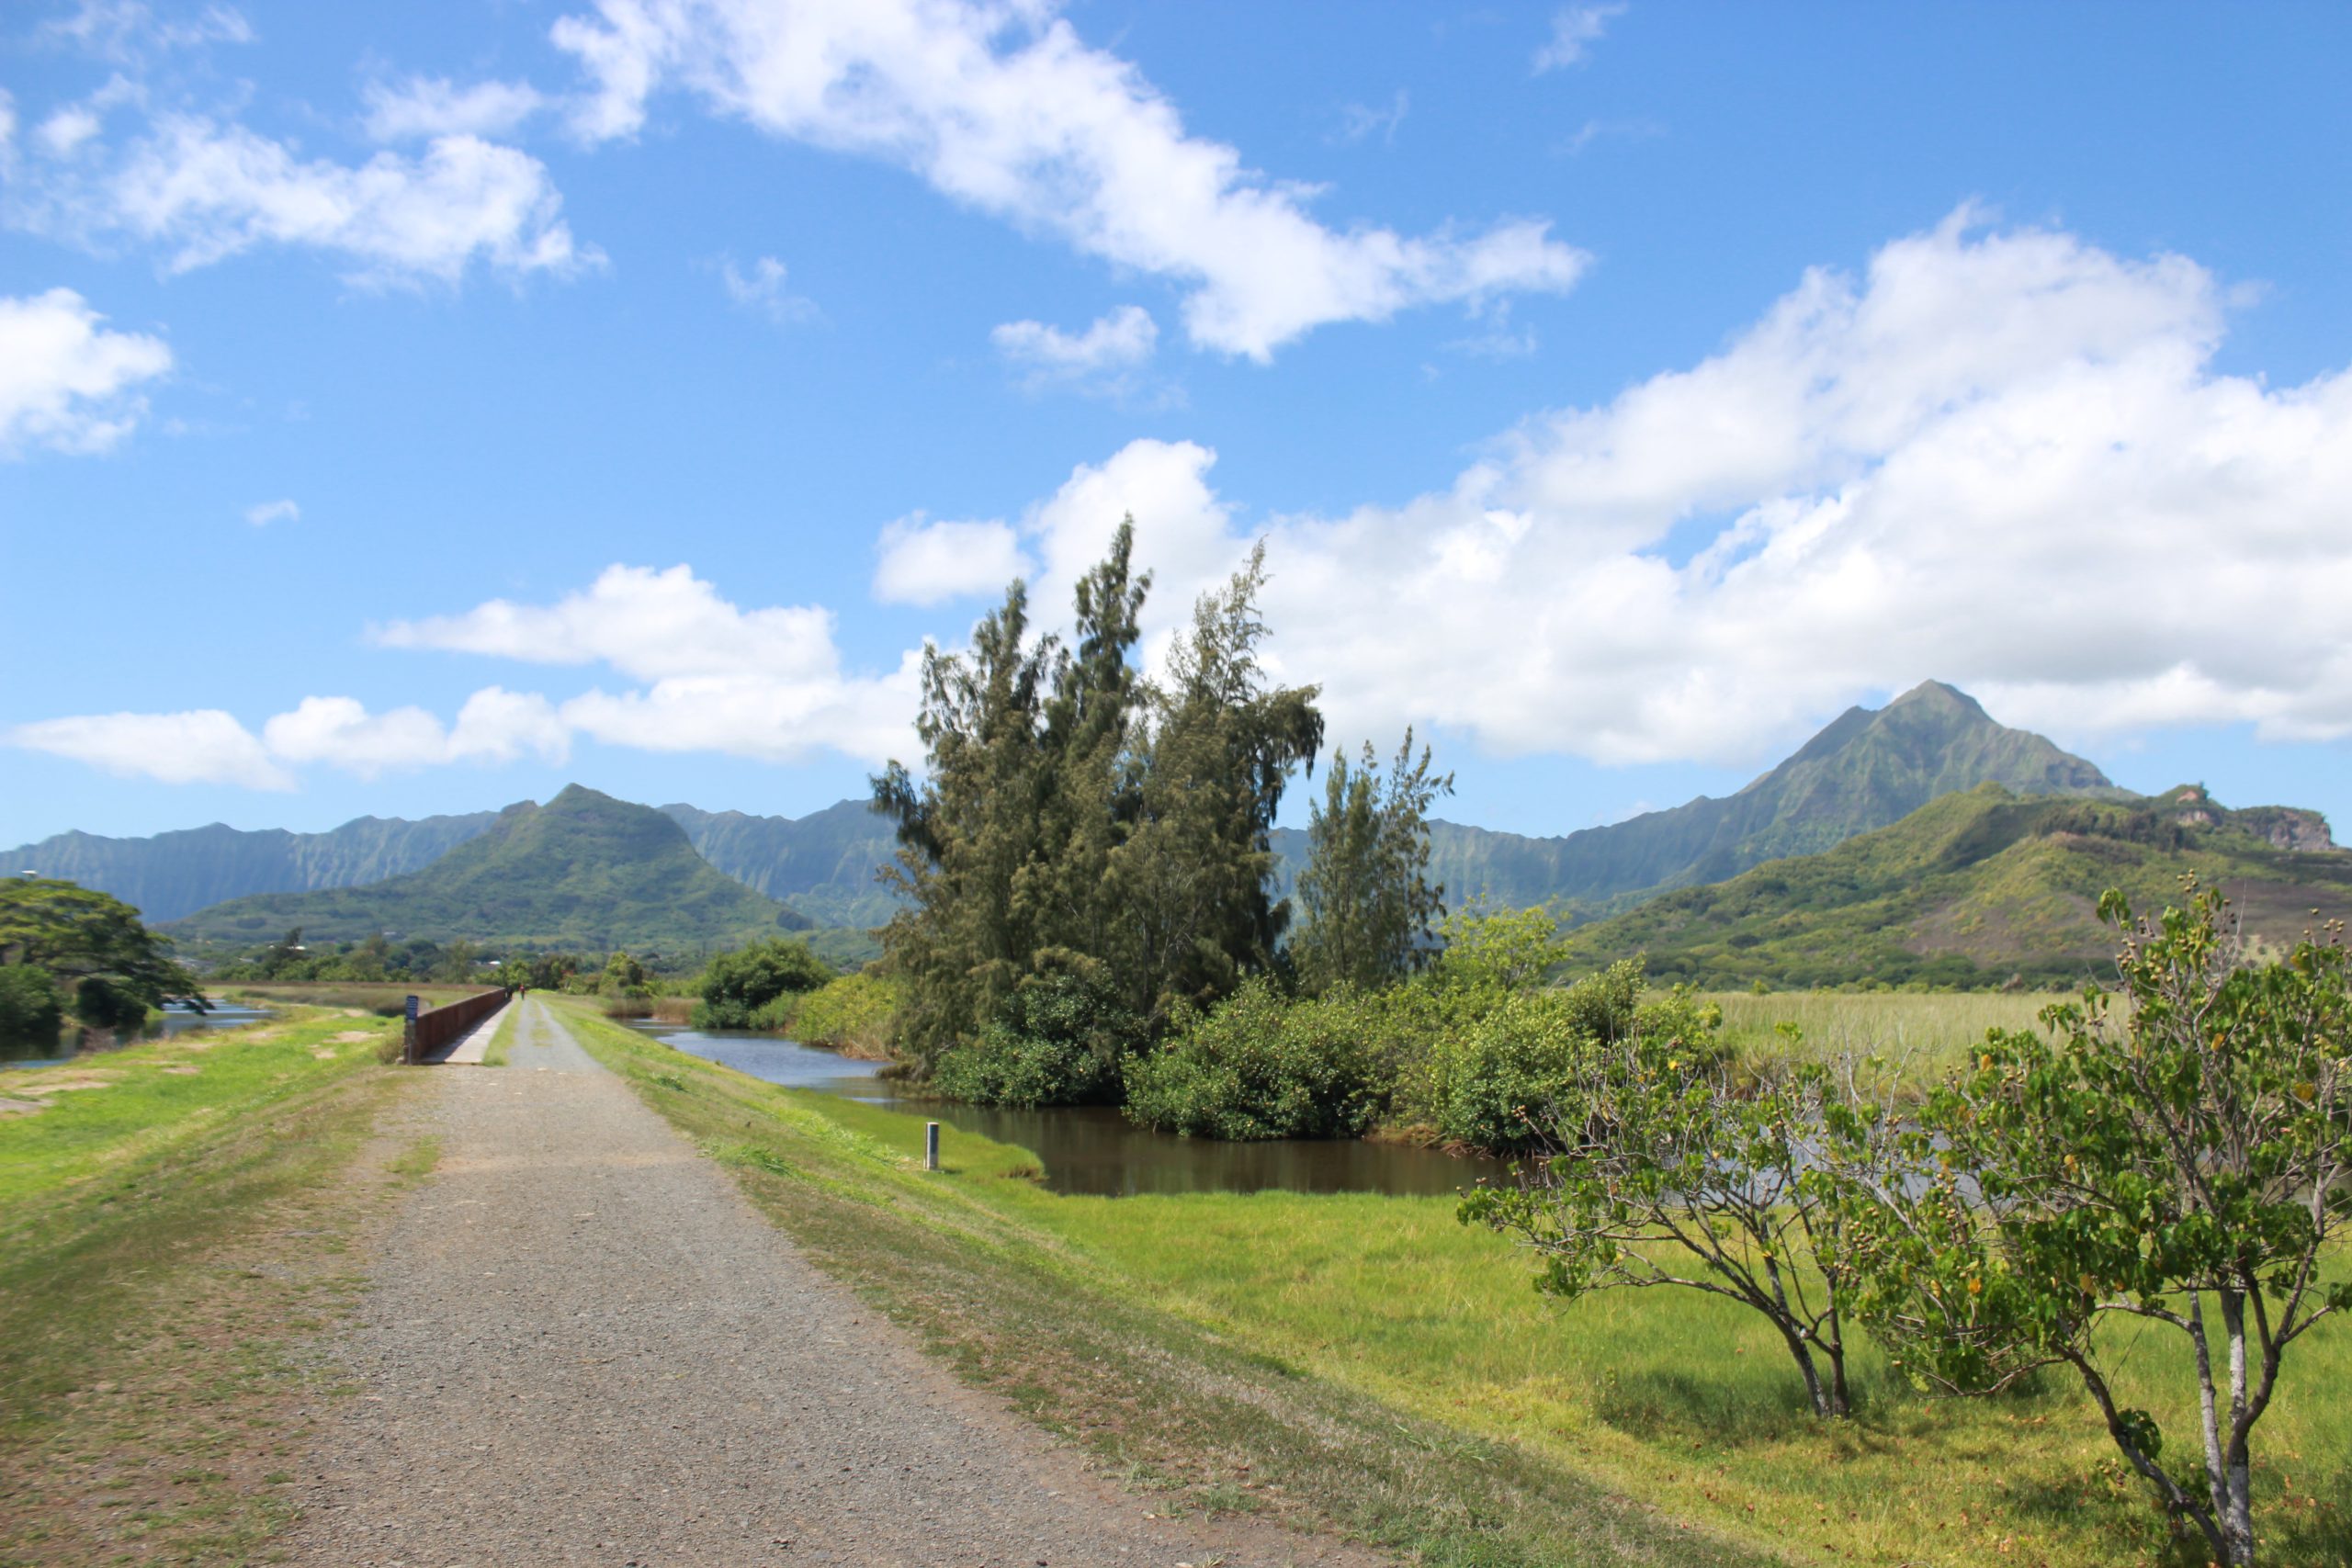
[1,1002,277,1068]
[628,1020,1502,1198]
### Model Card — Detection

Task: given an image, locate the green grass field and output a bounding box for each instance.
[0,1006,416,1565]
[560,996,2350,1568]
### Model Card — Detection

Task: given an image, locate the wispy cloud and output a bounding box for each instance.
[243,498,298,526]
[718,254,819,326]
[1329,90,1409,148]
[1533,3,1628,73]
[990,305,1161,400]
[551,0,1588,359]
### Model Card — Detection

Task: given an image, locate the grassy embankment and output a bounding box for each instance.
[550,998,1764,1568]
[0,1007,424,1565]
[559,995,2349,1568]
[223,981,484,1015]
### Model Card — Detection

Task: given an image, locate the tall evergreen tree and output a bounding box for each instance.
[1107,544,1323,1026]
[874,527,1323,1090]
[1292,730,1453,995]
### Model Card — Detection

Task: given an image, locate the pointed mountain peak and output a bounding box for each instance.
[1881,679,1990,721]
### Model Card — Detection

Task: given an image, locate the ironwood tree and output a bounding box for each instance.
[874,521,1323,1100]
[1291,729,1453,997]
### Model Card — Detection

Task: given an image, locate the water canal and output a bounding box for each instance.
[627,1019,1501,1198]
[1,1002,277,1067]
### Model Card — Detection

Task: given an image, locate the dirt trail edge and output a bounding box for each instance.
[285,999,1383,1568]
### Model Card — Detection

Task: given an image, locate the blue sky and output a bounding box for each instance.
[5,0,2350,848]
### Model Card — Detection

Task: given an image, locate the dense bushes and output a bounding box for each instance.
[0,965,62,1049]
[1407,960,1727,1152]
[780,971,899,1055]
[691,938,833,1029]
[931,961,1139,1107]
[1115,908,1728,1150]
[1124,979,1390,1139]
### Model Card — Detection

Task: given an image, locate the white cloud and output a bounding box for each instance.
[9,685,572,789]
[37,107,105,158]
[255,688,570,776]
[872,515,1031,605]
[9,114,595,285]
[1533,3,1627,73]
[377,565,919,764]
[362,76,548,142]
[0,287,172,457]
[378,563,840,681]
[39,1,254,64]
[261,696,447,779]
[7,709,293,789]
[990,304,1158,397]
[995,211,2352,765]
[548,0,1587,359]
[243,497,297,526]
[447,686,571,764]
[720,254,817,325]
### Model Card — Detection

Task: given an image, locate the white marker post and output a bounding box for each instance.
[924,1121,941,1172]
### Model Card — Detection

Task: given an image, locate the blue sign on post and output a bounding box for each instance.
[403,994,420,1064]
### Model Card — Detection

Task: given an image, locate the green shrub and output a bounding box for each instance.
[0,965,63,1050]
[1417,961,1727,1152]
[1123,978,1388,1140]
[774,971,899,1052]
[929,962,1137,1107]
[691,937,833,1029]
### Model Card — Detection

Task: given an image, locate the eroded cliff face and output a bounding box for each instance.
[2240,807,2337,852]
[2162,787,2337,853]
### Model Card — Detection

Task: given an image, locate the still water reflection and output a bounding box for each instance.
[2,1003,276,1068]
[630,1020,1499,1198]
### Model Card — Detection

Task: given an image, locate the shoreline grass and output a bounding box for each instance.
[554,995,2350,1568]
[0,1006,419,1565]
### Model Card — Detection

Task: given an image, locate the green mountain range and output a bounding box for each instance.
[5,811,501,923]
[19,680,2346,986]
[166,786,811,954]
[1563,782,2351,989]
[657,799,902,930]
[1272,679,2123,913]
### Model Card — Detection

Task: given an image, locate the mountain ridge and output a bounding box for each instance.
[1561,781,2352,989]
[17,683,2337,957]
[164,785,811,954]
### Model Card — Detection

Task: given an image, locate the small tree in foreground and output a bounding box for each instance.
[1841,884,2349,1566]
[1460,1024,1885,1417]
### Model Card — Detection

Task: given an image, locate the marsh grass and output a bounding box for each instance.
[0,1007,415,1565]
[1706,988,2063,1089]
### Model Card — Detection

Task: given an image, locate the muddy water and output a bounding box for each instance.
[629,1020,1500,1198]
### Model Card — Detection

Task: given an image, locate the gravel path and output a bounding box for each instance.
[285,1000,1378,1567]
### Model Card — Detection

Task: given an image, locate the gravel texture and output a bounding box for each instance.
[284,1000,1380,1567]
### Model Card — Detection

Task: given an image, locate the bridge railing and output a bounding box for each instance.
[403,987,513,1065]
